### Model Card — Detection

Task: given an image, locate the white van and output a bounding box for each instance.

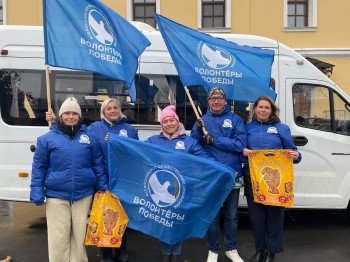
[0,25,349,212]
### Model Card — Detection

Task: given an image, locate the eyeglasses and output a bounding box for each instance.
[209,97,225,102]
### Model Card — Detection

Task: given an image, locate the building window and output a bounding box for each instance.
[198,0,231,32]
[202,0,225,28]
[287,0,308,27]
[0,0,3,25]
[284,0,317,31]
[133,0,156,28]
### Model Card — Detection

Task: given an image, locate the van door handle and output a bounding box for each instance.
[292,136,308,146]
[331,153,350,155]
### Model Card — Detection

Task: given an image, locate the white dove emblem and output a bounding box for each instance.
[149,174,177,206]
[88,12,113,45]
[202,43,231,69]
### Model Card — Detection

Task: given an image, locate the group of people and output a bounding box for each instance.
[30,87,301,262]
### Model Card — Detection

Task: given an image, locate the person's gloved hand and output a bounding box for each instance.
[204,133,215,145]
[195,119,204,133]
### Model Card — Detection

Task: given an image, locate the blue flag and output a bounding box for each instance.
[43,0,151,102]
[107,134,235,244]
[154,14,276,103]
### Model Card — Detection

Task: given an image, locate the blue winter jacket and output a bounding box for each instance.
[245,119,302,164]
[242,118,302,199]
[191,105,247,176]
[146,133,213,160]
[30,123,108,206]
[88,118,139,175]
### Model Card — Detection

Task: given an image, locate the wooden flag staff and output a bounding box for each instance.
[184,86,208,135]
[45,65,52,127]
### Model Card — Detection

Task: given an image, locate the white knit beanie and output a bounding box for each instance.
[59,97,81,117]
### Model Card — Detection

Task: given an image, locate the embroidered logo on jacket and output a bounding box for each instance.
[267,127,278,134]
[119,129,128,137]
[175,141,185,150]
[223,119,232,128]
[79,134,91,144]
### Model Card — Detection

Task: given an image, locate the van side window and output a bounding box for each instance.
[292,84,350,136]
[0,69,213,128]
[136,74,208,129]
[0,69,47,126]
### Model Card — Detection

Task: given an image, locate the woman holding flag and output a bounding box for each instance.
[146,105,213,262]
[31,97,108,262]
[46,98,139,262]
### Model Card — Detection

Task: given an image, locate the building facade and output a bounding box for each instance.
[1,0,349,95]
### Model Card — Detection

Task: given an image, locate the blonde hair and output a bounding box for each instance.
[100,98,125,126]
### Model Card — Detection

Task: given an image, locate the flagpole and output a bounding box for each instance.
[184,86,208,135]
[45,65,52,127]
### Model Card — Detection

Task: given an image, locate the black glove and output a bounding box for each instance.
[204,133,215,145]
[195,119,204,133]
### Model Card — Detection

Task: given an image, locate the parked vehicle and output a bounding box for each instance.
[0,25,349,212]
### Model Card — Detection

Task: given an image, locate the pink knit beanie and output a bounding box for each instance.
[160,105,179,123]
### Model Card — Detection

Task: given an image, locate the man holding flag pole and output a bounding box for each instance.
[191,88,247,262]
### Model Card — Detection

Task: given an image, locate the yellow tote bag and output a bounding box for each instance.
[248,150,294,207]
[85,191,129,247]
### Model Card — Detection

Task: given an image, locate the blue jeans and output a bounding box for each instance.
[160,241,182,255]
[207,188,240,253]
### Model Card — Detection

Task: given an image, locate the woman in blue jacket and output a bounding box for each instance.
[46,98,138,262]
[89,98,139,262]
[146,105,212,262]
[89,98,139,177]
[30,97,108,262]
[242,96,301,262]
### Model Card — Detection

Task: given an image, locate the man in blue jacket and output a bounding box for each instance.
[191,88,247,262]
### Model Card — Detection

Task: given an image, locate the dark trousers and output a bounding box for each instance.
[247,198,285,254]
[100,229,128,259]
